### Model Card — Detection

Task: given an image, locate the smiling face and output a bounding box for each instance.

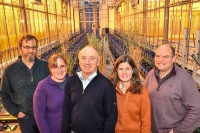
[48,53,68,83]
[117,62,134,84]
[155,45,176,76]
[50,58,67,82]
[78,46,99,79]
[20,39,37,62]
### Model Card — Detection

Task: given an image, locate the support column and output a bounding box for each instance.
[93,0,97,35]
[181,28,189,68]
[192,30,200,80]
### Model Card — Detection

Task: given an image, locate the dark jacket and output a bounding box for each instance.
[62,71,117,133]
[0,56,49,117]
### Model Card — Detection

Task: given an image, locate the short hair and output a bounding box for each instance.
[48,53,67,70]
[170,46,175,57]
[19,34,38,47]
[78,45,100,60]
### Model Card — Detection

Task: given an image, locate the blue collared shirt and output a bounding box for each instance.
[77,71,97,90]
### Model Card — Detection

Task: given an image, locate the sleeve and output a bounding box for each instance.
[141,88,151,133]
[62,81,71,133]
[103,83,118,133]
[33,82,51,133]
[173,77,200,133]
[0,70,20,117]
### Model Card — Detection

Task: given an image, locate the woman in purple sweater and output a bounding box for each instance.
[33,53,71,133]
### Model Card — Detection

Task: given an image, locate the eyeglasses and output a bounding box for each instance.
[51,65,67,71]
[21,46,37,50]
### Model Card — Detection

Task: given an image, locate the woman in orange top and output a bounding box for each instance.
[110,55,151,133]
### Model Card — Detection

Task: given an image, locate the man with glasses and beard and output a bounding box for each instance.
[0,34,49,133]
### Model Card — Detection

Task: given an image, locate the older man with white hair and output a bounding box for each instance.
[62,45,117,133]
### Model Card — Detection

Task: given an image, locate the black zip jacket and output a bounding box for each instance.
[0,56,49,117]
[62,71,118,133]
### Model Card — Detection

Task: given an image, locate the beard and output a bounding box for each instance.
[26,53,35,62]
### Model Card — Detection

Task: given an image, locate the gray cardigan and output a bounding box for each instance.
[144,64,200,133]
[0,56,49,117]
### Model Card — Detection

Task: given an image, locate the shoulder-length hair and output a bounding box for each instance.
[109,55,142,94]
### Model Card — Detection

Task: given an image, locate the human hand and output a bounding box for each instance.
[17,112,25,118]
[169,129,173,133]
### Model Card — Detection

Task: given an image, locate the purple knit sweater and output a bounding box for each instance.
[33,74,70,133]
[144,64,200,133]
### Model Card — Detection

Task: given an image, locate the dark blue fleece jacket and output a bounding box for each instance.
[62,71,117,133]
[0,56,49,117]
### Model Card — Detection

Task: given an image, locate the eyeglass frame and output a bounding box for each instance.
[21,46,38,50]
[50,65,67,71]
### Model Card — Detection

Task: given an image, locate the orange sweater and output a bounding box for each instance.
[115,84,151,133]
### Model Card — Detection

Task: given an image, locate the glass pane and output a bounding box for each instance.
[67,18,72,34]
[34,12,40,38]
[63,17,68,36]
[56,0,62,15]
[180,4,189,42]
[24,0,47,11]
[109,9,115,30]
[160,0,165,7]
[12,0,19,5]
[26,10,32,34]
[0,5,8,51]
[13,7,23,46]
[157,9,164,45]
[168,5,187,43]
[3,0,12,4]
[5,6,17,48]
[26,10,36,34]
[41,13,48,46]
[147,0,153,10]
[74,8,80,32]
[37,12,48,45]
[90,13,93,17]
[169,0,182,6]
[190,3,200,40]
[137,0,143,12]
[146,11,154,36]
[49,14,57,37]
[57,15,63,42]
[47,0,56,13]
[57,16,62,31]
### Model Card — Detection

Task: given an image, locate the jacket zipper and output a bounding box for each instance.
[30,71,33,82]
[31,76,33,82]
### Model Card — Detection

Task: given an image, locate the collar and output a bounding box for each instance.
[77,70,97,81]
[155,63,176,80]
[17,55,37,66]
[47,74,70,85]
[119,81,126,94]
